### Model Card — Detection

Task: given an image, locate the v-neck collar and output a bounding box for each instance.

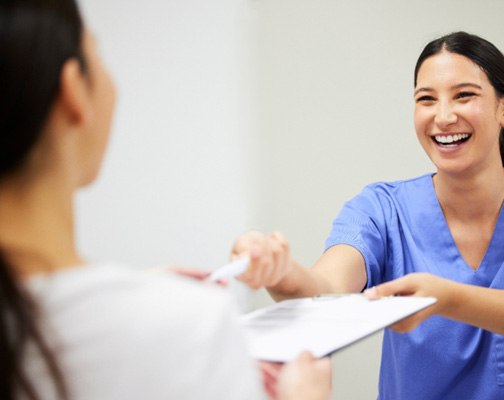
[427,174,504,276]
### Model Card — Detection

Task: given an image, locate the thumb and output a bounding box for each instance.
[296,351,316,363]
[364,277,410,299]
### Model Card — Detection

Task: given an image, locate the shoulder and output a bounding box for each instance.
[29,262,234,335]
[334,174,435,225]
[26,263,261,399]
[348,173,434,208]
[363,173,434,196]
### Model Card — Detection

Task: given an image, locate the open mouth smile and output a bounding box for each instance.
[432,133,472,147]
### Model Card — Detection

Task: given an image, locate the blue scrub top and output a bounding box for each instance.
[325,173,504,400]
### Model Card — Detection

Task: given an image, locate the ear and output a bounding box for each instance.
[57,58,91,127]
[499,96,504,128]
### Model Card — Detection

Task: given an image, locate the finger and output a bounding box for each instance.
[270,231,288,249]
[259,361,283,379]
[389,306,434,333]
[389,316,422,333]
[259,361,283,399]
[314,357,332,380]
[268,232,289,286]
[164,266,210,281]
[263,380,277,400]
[237,239,267,288]
[265,233,284,286]
[245,241,269,289]
[295,350,316,363]
[231,230,265,256]
[365,276,414,299]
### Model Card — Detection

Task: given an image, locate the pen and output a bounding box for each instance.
[208,257,250,282]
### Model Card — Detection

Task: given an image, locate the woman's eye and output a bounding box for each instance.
[456,91,475,100]
[416,95,435,103]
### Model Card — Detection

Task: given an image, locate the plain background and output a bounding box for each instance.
[78,1,504,398]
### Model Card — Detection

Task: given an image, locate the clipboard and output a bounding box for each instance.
[239,294,436,362]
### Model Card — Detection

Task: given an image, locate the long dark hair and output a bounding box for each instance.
[414,31,504,167]
[0,0,86,399]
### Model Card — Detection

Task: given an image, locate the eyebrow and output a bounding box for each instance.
[414,82,483,96]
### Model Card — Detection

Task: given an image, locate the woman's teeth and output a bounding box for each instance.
[434,133,471,145]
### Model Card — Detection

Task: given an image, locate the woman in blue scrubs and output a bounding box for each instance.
[233,31,504,399]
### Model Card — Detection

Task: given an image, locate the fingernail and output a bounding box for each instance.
[250,245,261,259]
[364,287,377,299]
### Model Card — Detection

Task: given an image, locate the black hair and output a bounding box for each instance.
[414,31,504,166]
[0,0,86,399]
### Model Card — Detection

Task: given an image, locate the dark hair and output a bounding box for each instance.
[414,31,504,166]
[0,0,86,399]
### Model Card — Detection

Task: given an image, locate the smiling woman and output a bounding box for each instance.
[231,31,504,400]
[414,33,504,180]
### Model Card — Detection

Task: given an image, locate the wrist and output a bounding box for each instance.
[266,261,309,301]
[441,279,465,318]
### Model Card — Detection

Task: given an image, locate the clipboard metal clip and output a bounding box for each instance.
[312,293,367,301]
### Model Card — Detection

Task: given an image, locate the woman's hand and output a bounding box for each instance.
[364,273,456,332]
[150,265,229,287]
[277,352,332,400]
[231,230,292,289]
[260,352,332,400]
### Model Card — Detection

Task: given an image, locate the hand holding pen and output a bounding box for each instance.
[231,230,293,289]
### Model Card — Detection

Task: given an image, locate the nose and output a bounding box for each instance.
[434,100,458,128]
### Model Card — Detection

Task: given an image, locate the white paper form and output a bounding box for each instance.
[239,295,436,362]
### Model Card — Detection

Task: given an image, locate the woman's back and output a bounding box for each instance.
[24,264,262,399]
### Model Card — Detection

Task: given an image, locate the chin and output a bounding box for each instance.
[78,170,101,188]
[435,162,476,178]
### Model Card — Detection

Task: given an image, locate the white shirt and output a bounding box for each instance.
[24,263,263,399]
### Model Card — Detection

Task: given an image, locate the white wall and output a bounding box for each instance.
[77,0,258,271]
[76,1,504,399]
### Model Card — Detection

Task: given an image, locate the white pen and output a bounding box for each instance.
[208,257,250,282]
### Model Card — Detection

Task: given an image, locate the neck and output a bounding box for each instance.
[434,165,504,221]
[0,169,82,278]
